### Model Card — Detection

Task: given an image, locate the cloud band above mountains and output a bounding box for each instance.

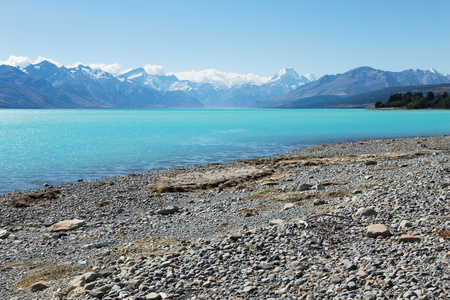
[0,55,272,88]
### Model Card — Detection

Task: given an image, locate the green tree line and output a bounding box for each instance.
[375,91,450,109]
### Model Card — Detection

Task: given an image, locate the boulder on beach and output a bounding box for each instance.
[366,224,391,238]
[49,219,85,232]
[157,206,179,215]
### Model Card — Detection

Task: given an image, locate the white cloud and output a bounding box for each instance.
[144,64,165,76]
[0,55,274,88]
[170,69,271,88]
[89,63,122,75]
[0,55,32,68]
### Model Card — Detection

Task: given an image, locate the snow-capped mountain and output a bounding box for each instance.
[2,55,449,109]
[267,67,315,88]
[13,61,204,108]
[255,66,450,108]
[117,66,314,107]
[214,67,315,107]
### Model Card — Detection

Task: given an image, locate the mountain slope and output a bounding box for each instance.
[255,67,450,108]
[0,81,61,108]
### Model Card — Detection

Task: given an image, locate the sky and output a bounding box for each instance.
[1,0,449,82]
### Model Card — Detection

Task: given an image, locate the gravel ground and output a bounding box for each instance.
[0,136,449,299]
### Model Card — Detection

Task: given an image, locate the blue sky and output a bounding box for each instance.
[1,0,449,78]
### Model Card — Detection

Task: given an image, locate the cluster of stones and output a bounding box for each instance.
[0,136,449,299]
[50,211,448,299]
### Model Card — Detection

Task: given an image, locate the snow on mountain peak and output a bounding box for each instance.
[271,67,299,81]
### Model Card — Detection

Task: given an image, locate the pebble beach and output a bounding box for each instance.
[0,136,449,299]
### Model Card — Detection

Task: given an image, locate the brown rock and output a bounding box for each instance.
[49,219,85,232]
[366,224,391,238]
[399,234,421,243]
[356,270,368,277]
[30,281,49,292]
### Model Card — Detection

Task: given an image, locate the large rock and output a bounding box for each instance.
[366,224,391,238]
[157,206,179,215]
[49,219,85,232]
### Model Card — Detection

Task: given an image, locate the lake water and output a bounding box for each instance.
[1,109,449,194]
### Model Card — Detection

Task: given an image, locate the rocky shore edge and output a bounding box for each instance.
[0,136,449,299]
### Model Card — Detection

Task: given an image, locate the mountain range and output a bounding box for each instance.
[0,59,449,109]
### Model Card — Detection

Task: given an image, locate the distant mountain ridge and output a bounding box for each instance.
[0,59,314,108]
[255,66,450,108]
[1,58,449,109]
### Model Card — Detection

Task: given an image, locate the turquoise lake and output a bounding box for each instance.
[1,109,449,194]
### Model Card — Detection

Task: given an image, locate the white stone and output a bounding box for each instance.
[282,203,295,210]
[50,219,85,232]
[269,219,286,226]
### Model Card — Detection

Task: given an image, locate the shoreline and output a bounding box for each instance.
[1,133,448,197]
[1,135,449,299]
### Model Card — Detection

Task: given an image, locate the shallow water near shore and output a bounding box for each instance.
[1,108,449,193]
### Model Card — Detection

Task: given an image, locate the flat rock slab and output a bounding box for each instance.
[146,166,274,193]
[50,219,85,232]
[399,234,421,243]
[366,224,391,238]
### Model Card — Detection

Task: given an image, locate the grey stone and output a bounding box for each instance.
[0,229,10,239]
[357,207,378,217]
[298,183,311,191]
[157,206,179,215]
